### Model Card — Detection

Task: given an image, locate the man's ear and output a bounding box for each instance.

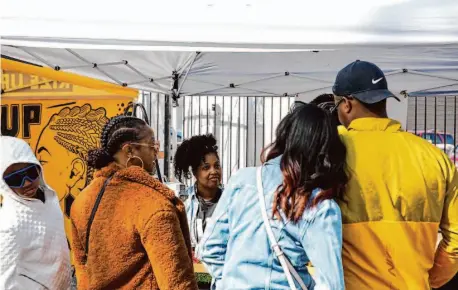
[70,159,86,181]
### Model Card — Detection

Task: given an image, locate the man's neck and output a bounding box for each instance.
[353,110,388,121]
[345,111,388,128]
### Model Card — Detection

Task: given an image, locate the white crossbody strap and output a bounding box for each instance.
[257,167,308,290]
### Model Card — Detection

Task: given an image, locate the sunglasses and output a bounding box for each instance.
[129,140,160,149]
[4,164,41,188]
[330,99,344,114]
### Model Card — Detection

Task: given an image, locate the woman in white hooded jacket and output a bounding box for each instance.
[0,136,71,290]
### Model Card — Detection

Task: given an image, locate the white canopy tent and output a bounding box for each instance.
[2,0,458,176]
[2,0,458,100]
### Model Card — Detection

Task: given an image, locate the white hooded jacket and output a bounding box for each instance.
[0,136,71,290]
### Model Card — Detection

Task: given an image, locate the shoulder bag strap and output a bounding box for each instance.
[256,167,308,290]
[84,176,113,259]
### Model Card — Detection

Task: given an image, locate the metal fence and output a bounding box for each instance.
[140,93,458,184]
[406,95,458,163]
[138,92,295,184]
[138,91,169,177]
[179,95,295,184]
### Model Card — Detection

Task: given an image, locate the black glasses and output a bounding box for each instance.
[330,98,344,114]
[290,98,345,115]
[317,101,336,112]
[3,164,41,188]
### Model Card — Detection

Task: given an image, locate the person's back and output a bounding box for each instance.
[198,103,348,290]
[200,161,339,289]
[70,115,197,290]
[339,118,456,289]
[332,60,458,289]
[72,164,194,289]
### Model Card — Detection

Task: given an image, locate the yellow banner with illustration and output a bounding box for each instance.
[1,67,137,260]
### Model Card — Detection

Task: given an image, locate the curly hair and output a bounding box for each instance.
[173,134,219,182]
[261,103,348,223]
[43,104,109,185]
[87,115,149,169]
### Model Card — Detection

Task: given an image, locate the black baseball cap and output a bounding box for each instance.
[332,60,400,104]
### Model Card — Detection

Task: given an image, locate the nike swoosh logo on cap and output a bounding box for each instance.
[372,77,384,84]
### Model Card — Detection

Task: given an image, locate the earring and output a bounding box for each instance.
[126,155,144,169]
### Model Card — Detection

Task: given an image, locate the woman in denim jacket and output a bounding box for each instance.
[197,103,348,289]
[174,134,223,251]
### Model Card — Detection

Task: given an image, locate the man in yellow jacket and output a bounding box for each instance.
[332,60,458,290]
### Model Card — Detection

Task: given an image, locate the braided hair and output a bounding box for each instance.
[173,134,219,182]
[87,115,149,169]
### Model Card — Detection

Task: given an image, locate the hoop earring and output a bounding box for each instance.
[126,156,144,169]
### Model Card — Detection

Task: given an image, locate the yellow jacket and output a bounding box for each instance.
[339,118,458,290]
[337,125,348,135]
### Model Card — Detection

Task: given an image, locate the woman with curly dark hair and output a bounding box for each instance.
[197,103,348,290]
[70,115,197,290]
[173,134,222,249]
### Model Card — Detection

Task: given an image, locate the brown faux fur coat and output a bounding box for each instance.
[70,163,198,290]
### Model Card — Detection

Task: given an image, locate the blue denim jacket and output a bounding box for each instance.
[184,185,199,247]
[197,156,344,290]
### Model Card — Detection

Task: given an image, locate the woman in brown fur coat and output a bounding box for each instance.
[70,115,198,290]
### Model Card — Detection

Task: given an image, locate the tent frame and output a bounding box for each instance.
[9,45,458,101]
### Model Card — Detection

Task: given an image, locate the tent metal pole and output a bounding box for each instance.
[235,73,285,86]
[125,62,149,78]
[413,83,458,93]
[176,52,200,97]
[66,49,92,64]
[94,67,124,85]
[58,61,126,70]
[289,73,332,84]
[408,70,458,82]
[17,47,54,67]
[66,49,124,85]
[124,63,172,92]
[164,94,171,179]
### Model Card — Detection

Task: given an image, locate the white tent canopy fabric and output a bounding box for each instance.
[2,45,458,98]
[2,0,458,125]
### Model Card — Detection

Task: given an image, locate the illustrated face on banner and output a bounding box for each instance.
[35,104,109,216]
